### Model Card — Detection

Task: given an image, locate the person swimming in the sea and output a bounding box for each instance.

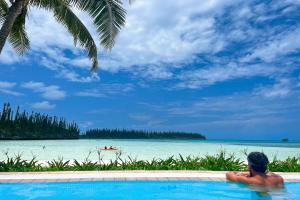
[100,146,117,150]
[226,152,284,187]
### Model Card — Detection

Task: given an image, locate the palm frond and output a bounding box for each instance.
[8,3,30,55]
[29,0,66,10]
[0,0,8,23]
[98,0,126,50]
[68,0,126,51]
[31,0,98,70]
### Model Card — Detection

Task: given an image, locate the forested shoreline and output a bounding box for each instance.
[0,103,79,139]
[0,103,206,140]
[81,128,206,140]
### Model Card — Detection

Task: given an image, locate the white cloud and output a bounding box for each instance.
[31,101,56,110]
[0,81,16,88]
[134,65,173,80]
[59,70,100,83]
[76,90,105,98]
[0,44,20,64]
[176,63,288,89]
[255,78,299,98]
[0,0,299,86]
[242,27,300,62]
[76,83,134,98]
[38,57,100,83]
[99,0,235,73]
[0,81,23,96]
[134,88,300,137]
[0,0,237,77]
[22,81,66,100]
[0,89,23,96]
[1,7,99,82]
[26,10,75,52]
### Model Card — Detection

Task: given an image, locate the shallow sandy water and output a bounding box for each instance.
[0,139,299,161]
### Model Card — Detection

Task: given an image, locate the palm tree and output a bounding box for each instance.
[0,0,127,71]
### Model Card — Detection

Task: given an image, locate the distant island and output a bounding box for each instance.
[81,129,206,140]
[0,103,205,140]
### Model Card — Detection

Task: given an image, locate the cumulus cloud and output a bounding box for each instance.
[99,0,235,74]
[22,81,66,100]
[0,0,237,79]
[31,101,56,110]
[1,7,99,82]
[1,0,299,87]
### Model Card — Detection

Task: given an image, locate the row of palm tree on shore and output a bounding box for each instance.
[0,0,128,71]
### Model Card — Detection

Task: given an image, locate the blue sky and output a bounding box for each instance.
[0,0,300,140]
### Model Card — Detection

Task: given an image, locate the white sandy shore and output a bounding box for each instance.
[0,171,299,183]
[1,139,299,161]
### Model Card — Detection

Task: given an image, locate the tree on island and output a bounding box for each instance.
[82,128,206,140]
[0,103,80,139]
[0,103,206,140]
[0,0,127,70]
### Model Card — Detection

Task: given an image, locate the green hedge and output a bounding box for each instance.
[1,151,299,172]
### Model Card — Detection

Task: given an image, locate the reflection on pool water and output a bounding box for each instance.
[0,181,299,200]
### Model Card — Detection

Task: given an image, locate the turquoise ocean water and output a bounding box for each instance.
[0,139,299,161]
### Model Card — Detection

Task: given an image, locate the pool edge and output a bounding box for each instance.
[0,171,300,183]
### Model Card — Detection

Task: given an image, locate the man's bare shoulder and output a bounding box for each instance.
[226,172,284,187]
[266,172,284,185]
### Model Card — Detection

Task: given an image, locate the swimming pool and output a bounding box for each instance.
[1,181,299,200]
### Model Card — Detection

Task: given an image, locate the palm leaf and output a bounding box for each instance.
[31,0,98,70]
[68,0,126,51]
[0,0,8,23]
[8,3,30,55]
[98,0,126,50]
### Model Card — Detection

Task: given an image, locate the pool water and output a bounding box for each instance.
[0,181,299,200]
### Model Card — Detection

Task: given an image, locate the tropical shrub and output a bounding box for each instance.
[0,151,299,172]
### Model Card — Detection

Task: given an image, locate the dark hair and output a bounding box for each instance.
[247,152,269,173]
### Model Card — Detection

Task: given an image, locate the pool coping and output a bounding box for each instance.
[0,171,300,183]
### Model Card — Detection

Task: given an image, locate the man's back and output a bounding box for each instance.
[247,173,284,187]
[226,172,284,187]
[226,152,284,187]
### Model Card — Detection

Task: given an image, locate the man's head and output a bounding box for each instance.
[247,152,269,173]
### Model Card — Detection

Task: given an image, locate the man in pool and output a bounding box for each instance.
[226,152,284,187]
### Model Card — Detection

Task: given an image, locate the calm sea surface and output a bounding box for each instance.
[0,139,299,161]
